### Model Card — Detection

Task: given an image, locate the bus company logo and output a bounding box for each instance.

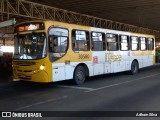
[105,53,122,61]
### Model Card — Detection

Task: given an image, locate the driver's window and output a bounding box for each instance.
[49,36,68,53]
[48,27,69,61]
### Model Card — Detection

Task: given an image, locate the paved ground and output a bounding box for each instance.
[0,64,160,120]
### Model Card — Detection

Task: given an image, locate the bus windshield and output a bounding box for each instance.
[13,32,47,60]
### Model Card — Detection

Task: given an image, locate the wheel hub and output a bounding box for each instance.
[77,70,84,81]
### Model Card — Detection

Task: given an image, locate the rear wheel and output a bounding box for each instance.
[131,61,139,75]
[73,66,86,85]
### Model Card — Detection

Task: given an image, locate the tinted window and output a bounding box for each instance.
[72,30,90,51]
[147,38,154,50]
[131,36,139,51]
[106,34,118,51]
[91,32,105,51]
[120,35,129,51]
[140,37,147,50]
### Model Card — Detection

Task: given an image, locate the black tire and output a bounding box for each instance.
[73,66,86,85]
[131,61,139,75]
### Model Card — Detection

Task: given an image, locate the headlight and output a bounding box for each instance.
[39,64,46,70]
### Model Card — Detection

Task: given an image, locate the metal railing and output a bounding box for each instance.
[0,0,160,38]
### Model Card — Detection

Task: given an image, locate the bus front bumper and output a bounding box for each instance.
[13,69,50,83]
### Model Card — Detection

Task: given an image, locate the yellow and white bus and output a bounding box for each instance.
[12,20,155,85]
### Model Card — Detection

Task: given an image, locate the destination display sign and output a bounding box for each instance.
[15,23,45,32]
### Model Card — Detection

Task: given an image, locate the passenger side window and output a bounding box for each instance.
[140,37,147,50]
[91,32,105,51]
[72,30,90,51]
[147,38,154,50]
[131,36,139,51]
[106,34,118,51]
[120,35,129,51]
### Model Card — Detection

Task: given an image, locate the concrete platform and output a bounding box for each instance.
[0,63,160,120]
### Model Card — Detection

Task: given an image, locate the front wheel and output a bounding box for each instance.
[131,61,139,75]
[73,66,86,85]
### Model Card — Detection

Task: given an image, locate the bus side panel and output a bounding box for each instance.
[52,63,66,82]
[52,61,93,82]
[148,52,155,66]
[105,51,130,73]
[65,61,93,79]
[65,65,74,80]
[114,51,128,73]
[92,51,105,75]
[131,51,143,68]
[142,55,148,67]
[125,61,130,70]
[124,51,131,71]
[138,58,143,68]
[148,55,153,66]
[131,57,143,68]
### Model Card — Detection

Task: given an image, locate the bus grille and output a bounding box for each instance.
[18,75,31,80]
[16,69,34,73]
[14,61,36,66]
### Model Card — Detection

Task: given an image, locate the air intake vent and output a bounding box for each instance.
[18,74,31,80]
[24,70,32,72]
[14,61,36,66]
